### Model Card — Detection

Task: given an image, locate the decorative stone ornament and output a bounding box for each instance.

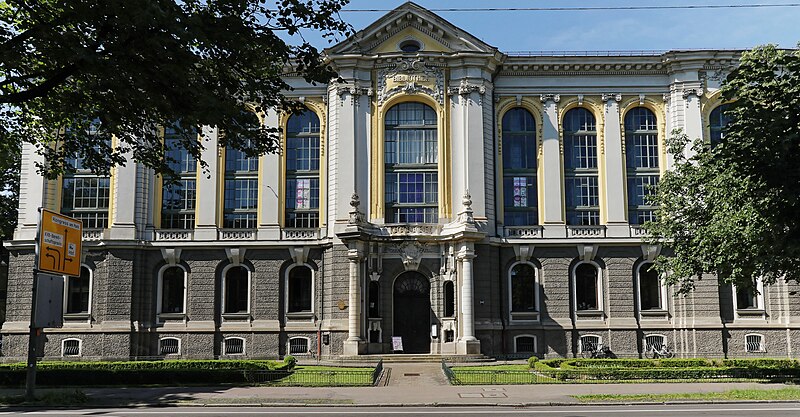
[576,244,598,262]
[160,248,182,266]
[601,93,622,102]
[225,247,246,266]
[398,241,426,271]
[458,190,475,224]
[641,244,662,262]
[539,94,560,103]
[377,57,444,106]
[349,192,365,225]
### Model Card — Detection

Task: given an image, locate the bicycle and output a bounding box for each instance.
[580,343,614,359]
[648,344,675,359]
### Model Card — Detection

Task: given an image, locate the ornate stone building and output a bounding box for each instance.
[3,2,799,360]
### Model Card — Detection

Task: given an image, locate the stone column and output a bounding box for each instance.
[457,243,480,354]
[194,126,219,240]
[540,94,565,235]
[601,93,628,236]
[343,243,365,355]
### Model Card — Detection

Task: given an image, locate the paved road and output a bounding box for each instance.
[3,404,800,416]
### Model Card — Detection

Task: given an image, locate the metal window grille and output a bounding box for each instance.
[746,334,764,353]
[579,335,600,353]
[515,336,536,353]
[289,337,309,355]
[62,339,81,356]
[645,334,665,352]
[225,338,245,355]
[159,338,180,355]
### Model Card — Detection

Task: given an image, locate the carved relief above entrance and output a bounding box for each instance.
[398,240,426,271]
[377,58,445,106]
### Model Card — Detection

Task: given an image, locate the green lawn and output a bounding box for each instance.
[256,365,375,387]
[574,387,800,402]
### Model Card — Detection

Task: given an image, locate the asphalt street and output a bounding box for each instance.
[2,404,800,416]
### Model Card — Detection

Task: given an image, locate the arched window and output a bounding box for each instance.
[514,335,537,353]
[745,334,765,353]
[502,108,537,226]
[65,266,91,314]
[62,125,111,229]
[62,338,82,357]
[285,110,321,228]
[625,107,660,225]
[288,336,310,355]
[368,281,380,318]
[510,263,537,320]
[224,337,246,355]
[579,334,601,353]
[159,337,180,355]
[384,102,438,223]
[574,263,600,311]
[443,281,455,317]
[644,334,666,352]
[563,108,599,225]
[224,131,259,228]
[709,104,731,147]
[638,263,663,311]
[161,125,197,229]
[287,265,313,313]
[223,265,249,314]
[158,265,186,314]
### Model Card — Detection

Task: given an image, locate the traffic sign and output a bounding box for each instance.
[37,209,82,277]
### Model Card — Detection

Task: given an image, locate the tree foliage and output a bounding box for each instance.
[0,137,19,242]
[0,0,351,178]
[646,45,800,293]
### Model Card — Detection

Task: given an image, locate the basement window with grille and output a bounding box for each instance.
[159,337,180,355]
[288,337,310,355]
[225,337,245,355]
[514,335,537,353]
[746,334,765,353]
[62,339,81,357]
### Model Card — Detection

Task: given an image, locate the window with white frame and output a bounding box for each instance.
[574,263,601,311]
[224,265,250,314]
[502,107,538,226]
[638,263,663,311]
[159,337,180,355]
[285,110,321,229]
[384,102,439,223]
[625,107,660,225]
[644,334,666,352]
[514,335,537,353]
[224,337,245,355]
[579,335,601,353]
[510,263,538,319]
[288,337,310,355]
[224,139,259,229]
[563,108,599,225]
[287,265,313,314]
[61,125,112,230]
[745,334,765,353]
[161,126,197,229]
[62,339,81,357]
[65,266,91,315]
[735,279,764,310]
[158,265,186,314]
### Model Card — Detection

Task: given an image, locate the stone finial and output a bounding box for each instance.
[349,191,365,225]
[459,190,474,224]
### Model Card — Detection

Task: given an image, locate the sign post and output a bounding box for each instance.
[27,208,81,400]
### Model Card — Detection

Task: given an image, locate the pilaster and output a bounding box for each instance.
[540,94,564,226]
[14,142,45,241]
[601,93,628,235]
[194,126,219,240]
[258,109,281,240]
[456,242,480,354]
[343,242,366,355]
[108,148,137,240]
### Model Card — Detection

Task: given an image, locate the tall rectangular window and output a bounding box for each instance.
[286,110,321,228]
[224,144,259,229]
[625,107,660,225]
[502,108,538,226]
[62,133,112,229]
[161,129,197,229]
[563,108,599,225]
[385,102,438,223]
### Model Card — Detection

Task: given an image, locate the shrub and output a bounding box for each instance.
[527,356,539,368]
[283,355,297,370]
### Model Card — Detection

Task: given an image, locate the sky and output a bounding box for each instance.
[300,0,800,52]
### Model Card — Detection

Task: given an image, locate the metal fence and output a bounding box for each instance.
[244,360,383,387]
[442,362,800,385]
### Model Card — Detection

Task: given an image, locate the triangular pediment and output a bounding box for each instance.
[327,2,497,56]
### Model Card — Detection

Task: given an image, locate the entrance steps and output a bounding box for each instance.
[331,354,494,364]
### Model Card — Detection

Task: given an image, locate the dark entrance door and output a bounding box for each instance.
[393,272,431,354]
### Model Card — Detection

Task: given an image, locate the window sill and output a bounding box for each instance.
[575,310,604,319]
[286,312,315,321]
[222,312,251,321]
[510,312,540,322]
[63,313,91,322]
[736,308,766,317]
[640,309,669,317]
[158,313,186,321]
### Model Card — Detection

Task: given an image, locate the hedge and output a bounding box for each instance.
[0,358,295,387]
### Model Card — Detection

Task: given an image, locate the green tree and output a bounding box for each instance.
[0,0,351,178]
[0,138,20,242]
[646,45,800,293]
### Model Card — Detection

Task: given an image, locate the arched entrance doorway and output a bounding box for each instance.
[393,272,431,354]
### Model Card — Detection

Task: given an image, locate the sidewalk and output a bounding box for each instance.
[1,362,795,407]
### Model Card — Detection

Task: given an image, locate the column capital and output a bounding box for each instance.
[682,88,704,99]
[539,93,560,104]
[347,247,365,261]
[601,93,622,103]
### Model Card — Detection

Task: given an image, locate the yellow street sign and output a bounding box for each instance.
[37,208,83,277]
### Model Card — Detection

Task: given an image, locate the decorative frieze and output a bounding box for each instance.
[377,57,444,106]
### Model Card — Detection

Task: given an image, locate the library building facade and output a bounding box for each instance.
[3,2,799,360]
